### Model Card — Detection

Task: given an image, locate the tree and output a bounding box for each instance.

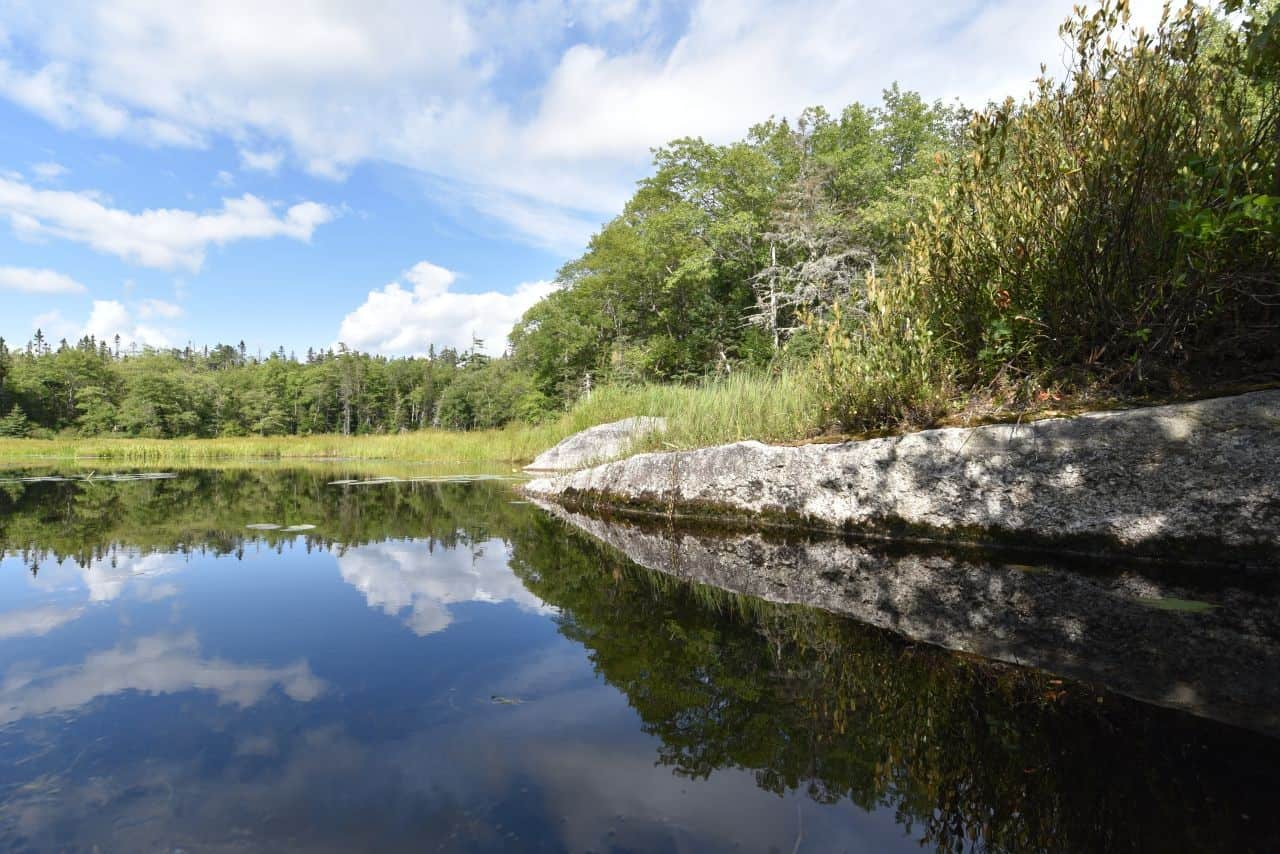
[0,338,9,400]
[0,405,31,437]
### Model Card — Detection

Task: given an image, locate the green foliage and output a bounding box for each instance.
[510,89,961,408]
[0,370,823,464]
[895,0,1279,393]
[435,358,544,430]
[0,405,31,438]
[810,292,951,431]
[0,336,498,439]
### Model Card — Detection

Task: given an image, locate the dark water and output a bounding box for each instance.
[0,468,1276,853]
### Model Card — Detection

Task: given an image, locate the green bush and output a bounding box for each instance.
[898,0,1278,390]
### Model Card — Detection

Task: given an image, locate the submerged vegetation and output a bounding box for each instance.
[0,1,1275,455]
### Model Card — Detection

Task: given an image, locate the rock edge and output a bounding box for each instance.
[525,391,1280,564]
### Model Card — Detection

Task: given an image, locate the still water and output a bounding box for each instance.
[0,468,1276,852]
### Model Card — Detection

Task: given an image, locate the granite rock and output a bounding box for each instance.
[525,416,667,472]
[525,391,1280,562]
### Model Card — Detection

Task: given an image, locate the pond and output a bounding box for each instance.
[0,467,1275,852]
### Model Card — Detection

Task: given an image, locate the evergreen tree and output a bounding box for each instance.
[0,405,31,438]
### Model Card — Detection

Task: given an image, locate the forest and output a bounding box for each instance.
[1,0,1276,441]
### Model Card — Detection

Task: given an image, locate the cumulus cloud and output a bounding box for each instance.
[337,261,555,356]
[36,300,182,349]
[86,300,178,349]
[337,538,554,636]
[0,265,87,294]
[239,148,284,174]
[65,550,183,602]
[0,0,1169,255]
[0,632,326,726]
[0,175,334,271]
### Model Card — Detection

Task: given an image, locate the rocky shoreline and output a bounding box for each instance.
[524,390,1280,566]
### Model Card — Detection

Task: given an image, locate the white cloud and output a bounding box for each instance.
[84,300,176,348]
[337,537,554,636]
[138,297,184,319]
[0,0,1173,254]
[239,148,284,174]
[37,300,181,349]
[0,175,334,270]
[0,265,87,294]
[337,261,556,356]
[63,550,182,601]
[31,309,75,340]
[0,632,326,726]
[30,161,67,181]
[0,56,133,137]
[214,169,235,188]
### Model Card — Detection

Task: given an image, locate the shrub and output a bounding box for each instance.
[897,0,1278,390]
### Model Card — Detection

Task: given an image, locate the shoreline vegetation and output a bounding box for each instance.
[1,2,1276,463]
[2,374,1273,466]
[0,373,821,464]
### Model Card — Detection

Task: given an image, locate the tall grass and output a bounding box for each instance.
[570,369,824,450]
[0,369,823,464]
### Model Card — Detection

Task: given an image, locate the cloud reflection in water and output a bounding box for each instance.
[337,538,554,636]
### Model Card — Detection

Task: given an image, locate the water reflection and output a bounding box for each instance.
[31,550,184,602]
[0,632,326,726]
[338,539,553,636]
[0,468,1274,852]
[0,605,83,640]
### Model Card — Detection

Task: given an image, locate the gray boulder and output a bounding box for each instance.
[525,390,1280,563]
[525,416,667,472]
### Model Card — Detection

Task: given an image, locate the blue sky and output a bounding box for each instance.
[0,0,1165,357]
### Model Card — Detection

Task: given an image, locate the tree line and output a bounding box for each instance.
[0,334,546,438]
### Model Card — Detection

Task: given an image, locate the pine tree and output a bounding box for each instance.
[0,405,31,438]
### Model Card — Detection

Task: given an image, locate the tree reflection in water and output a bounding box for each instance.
[0,468,1276,852]
[509,513,1279,854]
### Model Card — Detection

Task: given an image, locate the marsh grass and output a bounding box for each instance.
[0,370,824,465]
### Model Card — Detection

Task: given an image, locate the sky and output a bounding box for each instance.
[0,0,1168,357]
